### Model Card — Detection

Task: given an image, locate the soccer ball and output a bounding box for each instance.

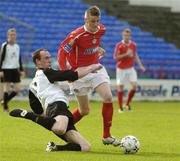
[120,135,140,154]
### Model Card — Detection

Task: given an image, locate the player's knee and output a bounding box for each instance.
[80,108,90,116]
[52,123,66,135]
[132,86,137,91]
[14,85,21,93]
[118,85,124,91]
[80,142,91,152]
[103,94,113,103]
[131,83,137,90]
[53,127,66,135]
[14,88,20,93]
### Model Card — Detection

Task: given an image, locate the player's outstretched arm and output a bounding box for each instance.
[135,54,146,72]
[97,47,106,59]
[43,65,102,83]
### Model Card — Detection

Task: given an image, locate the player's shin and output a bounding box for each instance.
[117,91,123,111]
[6,91,17,102]
[126,89,136,106]
[72,108,83,124]
[102,102,113,138]
[35,116,56,131]
[9,109,56,131]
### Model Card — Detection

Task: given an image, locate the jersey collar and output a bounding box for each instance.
[122,40,132,45]
[84,25,100,34]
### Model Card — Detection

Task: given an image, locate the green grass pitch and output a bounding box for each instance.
[0,101,180,161]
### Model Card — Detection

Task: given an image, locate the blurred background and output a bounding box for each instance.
[0,0,180,100]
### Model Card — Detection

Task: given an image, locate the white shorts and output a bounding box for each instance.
[116,67,137,85]
[71,64,110,96]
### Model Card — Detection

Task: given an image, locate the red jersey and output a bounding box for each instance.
[114,40,137,69]
[58,24,106,70]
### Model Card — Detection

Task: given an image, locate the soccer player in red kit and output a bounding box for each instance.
[58,6,120,146]
[114,28,146,113]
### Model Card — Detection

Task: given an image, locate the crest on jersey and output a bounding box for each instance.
[69,39,75,45]
[92,38,97,44]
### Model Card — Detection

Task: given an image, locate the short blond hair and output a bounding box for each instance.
[123,28,131,33]
[84,6,101,18]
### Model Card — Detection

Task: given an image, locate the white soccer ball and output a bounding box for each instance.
[120,135,140,154]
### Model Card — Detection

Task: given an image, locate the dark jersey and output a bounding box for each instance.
[29,68,78,113]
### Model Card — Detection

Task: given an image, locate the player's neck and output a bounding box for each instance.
[8,40,16,45]
[84,25,99,34]
[122,40,131,45]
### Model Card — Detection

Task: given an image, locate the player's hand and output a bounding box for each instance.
[76,64,103,79]
[97,47,106,59]
[126,49,133,57]
[140,65,146,72]
[0,71,4,78]
[90,64,103,73]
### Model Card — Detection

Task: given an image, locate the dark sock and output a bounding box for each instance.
[56,143,81,151]
[3,92,8,103]
[3,103,9,110]
[34,116,56,131]
[9,109,56,131]
[26,113,56,131]
[3,92,9,110]
[7,91,17,102]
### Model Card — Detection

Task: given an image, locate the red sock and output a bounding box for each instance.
[126,90,136,106]
[72,108,83,124]
[102,102,113,138]
[117,91,123,110]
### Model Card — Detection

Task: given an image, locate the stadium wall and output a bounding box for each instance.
[129,0,180,12]
[15,79,180,101]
